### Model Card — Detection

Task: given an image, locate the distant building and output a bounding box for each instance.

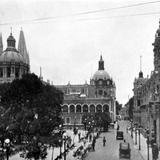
[56,56,116,128]
[120,105,129,120]
[0,30,30,83]
[133,20,160,148]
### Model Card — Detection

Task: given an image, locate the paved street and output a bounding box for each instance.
[7,120,153,160]
[85,120,144,160]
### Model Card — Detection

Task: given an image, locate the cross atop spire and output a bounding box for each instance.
[140,55,142,71]
[10,27,12,35]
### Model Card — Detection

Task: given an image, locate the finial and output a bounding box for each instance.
[140,55,142,71]
[10,27,12,35]
[100,54,103,60]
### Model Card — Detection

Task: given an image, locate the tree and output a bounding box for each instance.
[116,101,122,115]
[82,112,111,132]
[0,73,64,159]
[128,97,134,120]
[95,112,111,132]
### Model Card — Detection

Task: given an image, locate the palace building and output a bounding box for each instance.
[56,56,116,128]
[133,20,160,149]
[0,30,30,83]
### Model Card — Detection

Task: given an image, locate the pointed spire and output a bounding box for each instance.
[18,28,29,65]
[139,55,143,78]
[98,55,104,70]
[0,33,3,53]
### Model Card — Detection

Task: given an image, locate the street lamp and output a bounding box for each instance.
[63,132,69,160]
[135,124,137,145]
[4,138,10,160]
[59,139,62,159]
[59,124,63,159]
[138,126,141,150]
[131,120,133,138]
[146,128,150,160]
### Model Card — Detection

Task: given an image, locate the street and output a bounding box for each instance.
[7,120,150,160]
[85,120,144,160]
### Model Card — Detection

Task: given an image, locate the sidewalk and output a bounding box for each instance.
[125,121,160,160]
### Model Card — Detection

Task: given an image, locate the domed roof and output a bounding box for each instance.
[0,50,24,63]
[92,55,110,80]
[92,70,110,80]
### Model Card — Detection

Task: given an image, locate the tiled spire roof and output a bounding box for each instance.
[18,29,30,65]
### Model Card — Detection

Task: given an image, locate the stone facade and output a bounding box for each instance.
[133,20,160,148]
[56,56,116,128]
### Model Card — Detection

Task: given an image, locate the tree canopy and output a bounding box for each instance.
[0,73,64,142]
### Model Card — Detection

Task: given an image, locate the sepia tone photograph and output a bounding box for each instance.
[0,0,160,159]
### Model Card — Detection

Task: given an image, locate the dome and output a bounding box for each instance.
[0,50,24,63]
[92,70,110,80]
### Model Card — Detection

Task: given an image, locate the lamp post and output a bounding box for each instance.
[135,124,137,145]
[59,139,62,159]
[146,129,150,160]
[131,120,133,138]
[4,138,10,160]
[138,126,141,150]
[59,124,63,159]
[63,132,68,160]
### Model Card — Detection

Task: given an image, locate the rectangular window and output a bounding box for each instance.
[66,117,70,124]
[0,68,3,77]
[7,67,11,77]
[15,67,19,78]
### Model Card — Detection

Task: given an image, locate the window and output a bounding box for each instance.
[66,117,70,124]
[7,67,11,77]
[15,67,19,78]
[0,68,3,77]
[99,90,103,95]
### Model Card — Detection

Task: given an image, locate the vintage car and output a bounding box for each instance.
[116,131,124,140]
[119,142,131,159]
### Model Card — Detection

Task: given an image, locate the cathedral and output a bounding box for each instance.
[56,56,116,128]
[0,29,30,83]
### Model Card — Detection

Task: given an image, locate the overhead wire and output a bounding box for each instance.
[0,0,160,25]
[77,11,160,22]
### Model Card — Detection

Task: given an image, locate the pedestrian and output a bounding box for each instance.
[92,137,96,151]
[89,134,92,142]
[152,143,159,160]
[117,124,120,131]
[103,137,106,147]
[78,132,81,142]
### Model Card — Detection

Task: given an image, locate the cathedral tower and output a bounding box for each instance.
[18,29,30,68]
[0,33,3,54]
[153,20,160,72]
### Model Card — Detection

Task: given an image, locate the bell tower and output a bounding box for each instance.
[0,33,3,54]
[153,20,160,72]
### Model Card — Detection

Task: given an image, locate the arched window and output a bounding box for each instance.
[90,104,95,113]
[76,104,81,113]
[83,104,88,113]
[96,104,102,113]
[103,104,109,112]
[62,105,68,113]
[70,104,75,113]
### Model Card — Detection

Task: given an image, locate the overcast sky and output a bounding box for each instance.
[0,0,160,105]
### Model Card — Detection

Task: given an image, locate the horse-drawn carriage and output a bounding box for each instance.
[119,142,131,160]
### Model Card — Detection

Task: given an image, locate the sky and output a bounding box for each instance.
[0,0,160,105]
